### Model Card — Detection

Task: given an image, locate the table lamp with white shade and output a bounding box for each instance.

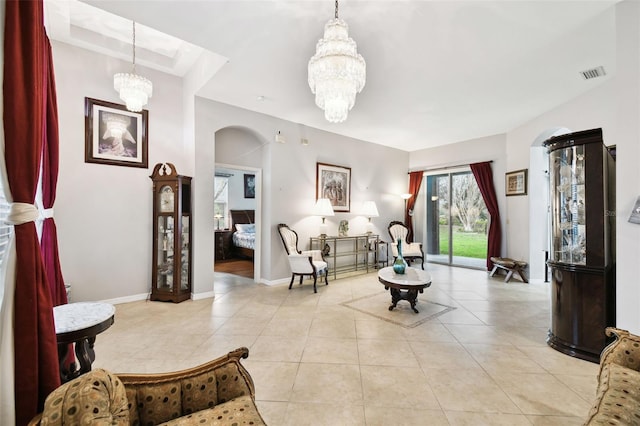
[314,198,334,237]
[362,201,379,234]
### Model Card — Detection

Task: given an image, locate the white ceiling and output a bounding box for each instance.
[46,0,618,152]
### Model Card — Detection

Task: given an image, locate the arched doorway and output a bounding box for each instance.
[213,126,265,281]
[529,127,571,281]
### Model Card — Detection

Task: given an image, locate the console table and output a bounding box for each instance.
[310,234,379,280]
[54,302,115,383]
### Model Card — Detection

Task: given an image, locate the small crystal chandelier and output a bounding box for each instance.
[114,21,152,112]
[308,0,366,123]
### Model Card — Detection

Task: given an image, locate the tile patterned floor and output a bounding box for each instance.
[93,264,598,425]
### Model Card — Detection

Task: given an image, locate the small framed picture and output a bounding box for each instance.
[505,169,528,196]
[84,97,148,168]
[244,174,255,198]
[316,162,351,212]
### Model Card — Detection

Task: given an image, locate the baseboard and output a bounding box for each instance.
[192,291,215,300]
[259,277,290,286]
[100,291,216,305]
[99,293,149,305]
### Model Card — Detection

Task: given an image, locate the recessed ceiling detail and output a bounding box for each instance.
[44,0,206,77]
[45,0,618,152]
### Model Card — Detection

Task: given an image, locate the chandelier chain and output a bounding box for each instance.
[132,21,136,72]
[334,0,338,19]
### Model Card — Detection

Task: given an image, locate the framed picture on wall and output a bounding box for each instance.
[84,97,148,168]
[316,162,351,212]
[244,174,256,198]
[505,169,528,196]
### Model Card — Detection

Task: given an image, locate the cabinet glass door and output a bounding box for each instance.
[549,145,586,265]
[157,216,174,290]
[181,215,190,290]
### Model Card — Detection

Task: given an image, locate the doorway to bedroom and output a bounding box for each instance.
[214,165,258,279]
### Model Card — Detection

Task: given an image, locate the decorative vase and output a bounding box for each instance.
[393,238,408,274]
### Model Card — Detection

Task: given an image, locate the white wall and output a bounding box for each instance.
[194,98,410,285]
[505,80,615,273]
[613,0,640,332]
[409,133,508,264]
[52,42,188,302]
[407,0,638,334]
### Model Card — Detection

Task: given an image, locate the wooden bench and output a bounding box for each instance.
[490,257,528,283]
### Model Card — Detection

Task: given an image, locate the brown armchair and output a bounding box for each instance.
[29,347,267,426]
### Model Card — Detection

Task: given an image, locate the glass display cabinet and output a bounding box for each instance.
[150,163,192,302]
[544,128,615,362]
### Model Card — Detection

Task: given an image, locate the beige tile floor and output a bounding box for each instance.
[93,264,599,425]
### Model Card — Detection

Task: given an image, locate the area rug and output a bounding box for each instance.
[341,291,456,328]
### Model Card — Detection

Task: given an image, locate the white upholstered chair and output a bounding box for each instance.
[388,221,425,269]
[277,224,329,293]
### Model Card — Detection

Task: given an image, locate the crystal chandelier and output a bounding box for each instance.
[114,21,153,112]
[308,0,366,123]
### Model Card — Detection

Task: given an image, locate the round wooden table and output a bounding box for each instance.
[378,266,432,313]
[54,302,115,382]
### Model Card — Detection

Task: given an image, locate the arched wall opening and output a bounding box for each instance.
[528,127,572,281]
[213,126,266,282]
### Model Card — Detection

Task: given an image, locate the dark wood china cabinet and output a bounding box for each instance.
[150,163,192,302]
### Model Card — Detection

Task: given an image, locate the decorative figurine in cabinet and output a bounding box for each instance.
[543,128,615,363]
[150,163,192,302]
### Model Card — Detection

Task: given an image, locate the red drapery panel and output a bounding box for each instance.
[404,171,423,241]
[4,1,61,424]
[41,38,67,307]
[470,161,502,270]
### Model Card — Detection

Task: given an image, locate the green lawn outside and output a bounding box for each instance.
[438,225,487,258]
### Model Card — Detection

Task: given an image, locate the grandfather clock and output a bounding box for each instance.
[150,163,192,302]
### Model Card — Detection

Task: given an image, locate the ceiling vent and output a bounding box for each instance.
[580,66,606,80]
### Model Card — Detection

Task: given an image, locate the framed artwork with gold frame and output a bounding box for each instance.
[505,169,528,196]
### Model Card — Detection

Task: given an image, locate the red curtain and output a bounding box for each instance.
[404,171,423,241]
[4,1,61,424]
[470,162,501,270]
[41,39,67,307]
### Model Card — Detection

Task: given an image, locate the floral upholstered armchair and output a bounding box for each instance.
[29,347,267,426]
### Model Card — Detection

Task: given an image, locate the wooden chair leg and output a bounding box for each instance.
[299,275,303,285]
[289,275,295,289]
[504,270,514,283]
[490,265,499,277]
[313,273,318,293]
[517,269,528,283]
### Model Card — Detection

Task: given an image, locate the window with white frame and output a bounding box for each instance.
[214,176,229,230]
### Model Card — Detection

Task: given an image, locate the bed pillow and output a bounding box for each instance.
[235,224,255,233]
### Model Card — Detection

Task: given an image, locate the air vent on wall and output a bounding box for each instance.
[580,66,606,80]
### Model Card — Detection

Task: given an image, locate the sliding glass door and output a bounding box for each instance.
[425,171,488,268]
